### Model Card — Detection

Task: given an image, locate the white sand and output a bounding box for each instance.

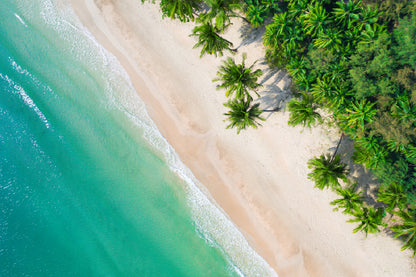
[70,0,416,276]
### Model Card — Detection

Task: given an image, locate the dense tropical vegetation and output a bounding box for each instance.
[142,0,416,256]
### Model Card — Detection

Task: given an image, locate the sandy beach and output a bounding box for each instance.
[70,0,416,276]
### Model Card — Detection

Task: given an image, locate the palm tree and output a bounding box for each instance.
[263,12,290,49]
[213,53,263,101]
[359,23,386,45]
[378,183,408,212]
[287,93,322,128]
[358,5,380,31]
[404,145,416,160]
[345,99,377,132]
[301,2,329,36]
[331,185,364,215]
[310,76,334,104]
[332,0,361,28]
[201,0,243,31]
[190,21,234,57]
[314,28,343,53]
[141,0,202,22]
[223,99,265,134]
[391,209,416,256]
[244,2,268,28]
[392,95,416,121]
[348,206,386,237]
[352,143,387,170]
[307,154,349,190]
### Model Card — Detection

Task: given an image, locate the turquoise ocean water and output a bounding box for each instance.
[0,1,276,276]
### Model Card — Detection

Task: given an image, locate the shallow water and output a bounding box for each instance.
[0,1,276,276]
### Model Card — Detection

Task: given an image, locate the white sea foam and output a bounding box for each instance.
[0,73,51,129]
[14,13,27,27]
[29,0,279,275]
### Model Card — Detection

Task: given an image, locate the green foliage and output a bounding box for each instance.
[391,209,416,256]
[330,185,364,214]
[394,10,416,69]
[344,99,377,132]
[190,21,234,57]
[352,140,387,169]
[302,2,329,36]
[332,0,361,28]
[378,183,408,212]
[308,154,349,190]
[201,0,242,31]
[141,0,201,22]
[369,111,415,151]
[349,34,395,99]
[263,12,307,58]
[223,99,265,134]
[287,93,322,128]
[213,53,263,101]
[348,206,386,236]
[363,0,415,28]
[243,0,277,27]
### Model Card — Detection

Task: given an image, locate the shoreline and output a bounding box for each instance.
[70,0,416,276]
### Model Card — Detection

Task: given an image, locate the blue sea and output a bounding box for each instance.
[0,0,276,276]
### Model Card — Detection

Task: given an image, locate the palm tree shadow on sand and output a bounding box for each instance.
[236,21,267,49]
[328,134,395,237]
[254,66,292,119]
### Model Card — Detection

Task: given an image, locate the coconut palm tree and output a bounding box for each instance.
[243,0,269,28]
[213,53,263,101]
[358,5,380,31]
[331,185,364,214]
[287,93,322,128]
[307,154,349,190]
[314,28,344,52]
[345,99,377,132]
[190,21,234,57]
[310,76,335,104]
[301,2,329,36]
[391,209,416,256]
[378,183,408,212]
[201,0,243,31]
[352,143,388,170]
[359,23,386,45]
[223,99,265,134]
[332,0,361,28]
[141,0,202,22]
[348,206,386,236]
[263,12,290,49]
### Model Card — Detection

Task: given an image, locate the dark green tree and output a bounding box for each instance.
[345,99,377,132]
[332,0,361,28]
[378,183,408,212]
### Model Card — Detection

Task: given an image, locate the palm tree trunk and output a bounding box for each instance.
[238,15,250,24]
[262,107,280,113]
[331,132,344,162]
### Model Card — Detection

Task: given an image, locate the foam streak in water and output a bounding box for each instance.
[14,13,27,27]
[0,73,50,129]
